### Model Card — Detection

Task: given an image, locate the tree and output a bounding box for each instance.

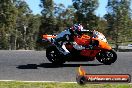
[72,0,99,30]
[62,6,75,27]
[39,0,57,34]
[104,0,132,50]
[15,0,34,50]
[37,0,56,49]
[0,0,41,50]
[97,18,108,33]
[26,14,41,50]
[0,0,18,49]
[54,4,75,32]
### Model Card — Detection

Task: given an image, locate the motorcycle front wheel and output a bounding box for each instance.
[96,50,117,65]
[46,45,65,65]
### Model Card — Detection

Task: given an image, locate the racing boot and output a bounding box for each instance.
[54,40,70,55]
[59,44,72,59]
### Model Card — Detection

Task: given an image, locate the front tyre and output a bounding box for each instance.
[96,50,117,65]
[46,45,65,65]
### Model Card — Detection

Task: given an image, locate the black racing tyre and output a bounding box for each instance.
[96,50,117,65]
[46,45,65,65]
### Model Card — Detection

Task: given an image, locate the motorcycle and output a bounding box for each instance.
[42,31,117,65]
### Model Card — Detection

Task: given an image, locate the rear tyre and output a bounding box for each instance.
[46,45,65,65]
[96,50,117,65]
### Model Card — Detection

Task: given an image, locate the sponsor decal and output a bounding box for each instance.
[76,66,131,85]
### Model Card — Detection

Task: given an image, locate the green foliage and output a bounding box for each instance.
[104,0,132,50]
[0,0,132,50]
[0,0,41,50]
[39,0,56,34]
[0,0,18,49]
[73,0,99,30]
[0,30,9,49]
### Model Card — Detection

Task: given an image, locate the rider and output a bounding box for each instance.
[53,24,93,56]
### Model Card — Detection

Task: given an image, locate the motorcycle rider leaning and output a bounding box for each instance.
[53,24,93,56]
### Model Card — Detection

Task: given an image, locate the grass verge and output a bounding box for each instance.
[0,81,132,88]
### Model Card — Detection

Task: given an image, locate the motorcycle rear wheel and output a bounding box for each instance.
[46,45,65,65]
[96,50,117,65]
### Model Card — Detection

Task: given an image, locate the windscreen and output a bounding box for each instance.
[93,31,107,43]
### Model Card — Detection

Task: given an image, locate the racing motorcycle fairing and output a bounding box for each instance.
[42,34,56,42]
[43,30,117,65]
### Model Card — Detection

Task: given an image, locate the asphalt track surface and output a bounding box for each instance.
[0,50,132,82]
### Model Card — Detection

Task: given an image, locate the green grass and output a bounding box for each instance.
[0,81,132,88]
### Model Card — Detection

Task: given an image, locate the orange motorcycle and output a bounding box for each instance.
[42,31,117,65]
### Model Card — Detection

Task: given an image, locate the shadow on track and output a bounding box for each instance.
[16,63,104,69]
